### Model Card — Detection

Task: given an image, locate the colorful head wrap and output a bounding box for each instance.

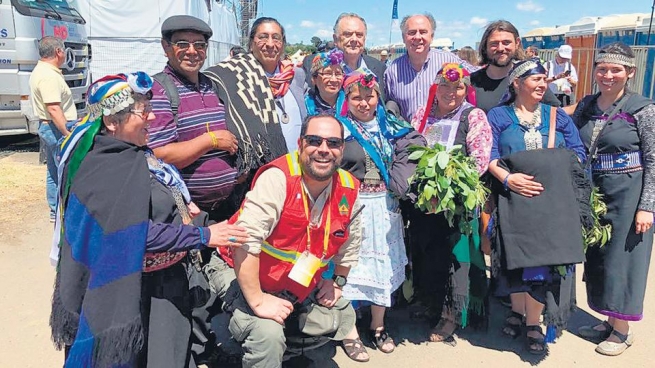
[419,62,477,130]
[310,48,344,75]
[58,72,154,214]
[86,72,153,121]
[340,68,380,116]
[435,63,471,86]
[594,51,636,68]
[342,67,379,94]
[507,58,547,86]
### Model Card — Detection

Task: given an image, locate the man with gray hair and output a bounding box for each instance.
[29,36,77,222]
[304,12,386,95]
[384,13,471,121]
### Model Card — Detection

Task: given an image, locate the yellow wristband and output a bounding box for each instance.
[208,131,219,149]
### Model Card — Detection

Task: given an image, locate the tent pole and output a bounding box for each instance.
[648,0,655,45]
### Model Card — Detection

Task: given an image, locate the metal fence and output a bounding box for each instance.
[537,46,654,102]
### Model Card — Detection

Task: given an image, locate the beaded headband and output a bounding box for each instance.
[86,72,153,122]
[508,59,546,85]
[594,53,636,68]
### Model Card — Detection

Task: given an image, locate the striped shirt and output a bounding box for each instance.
[384,49,471,121]
[148,65,237,210]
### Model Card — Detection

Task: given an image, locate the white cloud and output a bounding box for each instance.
[286,24,294,30]
[530,20,540,26]
[470,17,488,26]
[300,20,317,28]
[516,1,544,12]
[315,29,333,38]
[452,32,463,38]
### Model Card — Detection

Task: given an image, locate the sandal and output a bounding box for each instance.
[369,328,396,354]
[525,325,548,355]
[428,319,457,343]
[578,320,613,341]
[502,311,524,339]
[341,338,370,363]
[595,329,634,356]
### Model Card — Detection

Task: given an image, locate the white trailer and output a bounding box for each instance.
[0,0,90,136]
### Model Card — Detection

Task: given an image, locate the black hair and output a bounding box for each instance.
[299,113,344,139]
[248,17,286,51]
[478,20,525,65]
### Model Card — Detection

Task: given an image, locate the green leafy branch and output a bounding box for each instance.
[407,143,489,234]
[582,187,612,252]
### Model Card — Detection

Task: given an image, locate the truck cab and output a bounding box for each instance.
[0,0,90,136]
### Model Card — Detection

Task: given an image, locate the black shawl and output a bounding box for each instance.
[51,135,150,367]
[496,148,587,270]
[203,54,288,176]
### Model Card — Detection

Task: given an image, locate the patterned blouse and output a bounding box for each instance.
[411,103,493,175]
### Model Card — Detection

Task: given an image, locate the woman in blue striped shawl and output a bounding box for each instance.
[50,72,248,367]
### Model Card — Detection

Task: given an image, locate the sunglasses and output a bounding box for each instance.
[169,40,208,50]
[302,135,344,149]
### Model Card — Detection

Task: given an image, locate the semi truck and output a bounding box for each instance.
[0,0,90,136]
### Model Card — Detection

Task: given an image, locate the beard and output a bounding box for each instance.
[490,51,517,67]
[301,153,341,182]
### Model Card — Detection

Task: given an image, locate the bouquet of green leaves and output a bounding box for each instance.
[582,187,612,252]
[407,143,489,234]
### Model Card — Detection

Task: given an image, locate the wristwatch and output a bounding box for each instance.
[332,275,347,288]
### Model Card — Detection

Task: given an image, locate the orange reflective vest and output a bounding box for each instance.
[220,152,359,302]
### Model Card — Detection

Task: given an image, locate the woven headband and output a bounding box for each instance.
[87,72,153,122]
[508,60,546,85]
[595,53,636,68]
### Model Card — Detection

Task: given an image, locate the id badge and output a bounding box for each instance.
[288,251,322,287]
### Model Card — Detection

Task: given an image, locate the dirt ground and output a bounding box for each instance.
[0,151,653,368]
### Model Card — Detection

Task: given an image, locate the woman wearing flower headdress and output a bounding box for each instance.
[572,42,655,356]
[305,48,345,115]
[334,68,425,359]
[49,72,248,367]
[486,59,587,355]
[408,62,492,344]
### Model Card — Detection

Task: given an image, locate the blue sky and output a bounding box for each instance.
[259,0,652,48]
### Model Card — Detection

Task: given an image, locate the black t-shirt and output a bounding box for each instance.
[470,67,561,113]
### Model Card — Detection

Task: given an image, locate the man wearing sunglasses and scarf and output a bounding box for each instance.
[206,114,363,367]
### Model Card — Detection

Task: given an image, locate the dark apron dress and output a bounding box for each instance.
[577,93,654,321]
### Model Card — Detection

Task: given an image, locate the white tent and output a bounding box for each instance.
[75,0,239,80]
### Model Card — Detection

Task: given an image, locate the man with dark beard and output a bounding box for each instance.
[471,20,560,112]
[205,114,363,367]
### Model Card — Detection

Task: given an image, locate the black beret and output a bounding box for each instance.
[161,15,213,40]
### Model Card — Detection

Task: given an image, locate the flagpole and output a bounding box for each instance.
[389,0,399,54]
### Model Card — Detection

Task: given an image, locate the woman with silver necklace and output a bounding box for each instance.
[486,59,586,355]
[573,42,655,357]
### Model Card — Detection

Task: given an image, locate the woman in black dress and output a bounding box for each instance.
[573,42,655,356]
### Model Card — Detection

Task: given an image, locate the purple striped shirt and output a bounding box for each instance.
[148,65,237,210]
[384,49,472,121]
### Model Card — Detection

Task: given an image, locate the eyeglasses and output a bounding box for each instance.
[318,72,344,80]
[255,33,283,44]
[130,106,153,119]
[169,40,208,50]
[302,135,344,149]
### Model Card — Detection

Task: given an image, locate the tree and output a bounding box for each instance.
[310,36,322,47]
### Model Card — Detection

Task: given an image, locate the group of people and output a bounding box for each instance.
[35,9,654,368]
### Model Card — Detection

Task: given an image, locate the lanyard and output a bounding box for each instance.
[299,181,331,260]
